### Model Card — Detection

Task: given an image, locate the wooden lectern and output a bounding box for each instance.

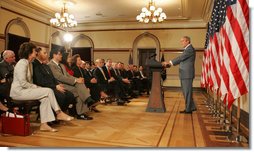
[146,58,166,113]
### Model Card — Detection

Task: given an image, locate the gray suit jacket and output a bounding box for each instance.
[171,44,196,79]
[10,59,37,98]
[48,60,76,86]
[48,60,90,100]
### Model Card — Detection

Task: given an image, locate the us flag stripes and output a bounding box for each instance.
[201,0,249,108]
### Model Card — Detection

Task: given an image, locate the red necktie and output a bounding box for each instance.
[108,68,111,77]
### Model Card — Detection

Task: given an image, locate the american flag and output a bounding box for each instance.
[201,0,249,108]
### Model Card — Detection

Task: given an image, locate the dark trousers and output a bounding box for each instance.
[53,89,76,112]
[180,78,196,112]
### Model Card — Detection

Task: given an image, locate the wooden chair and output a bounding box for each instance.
[11,99,40,115]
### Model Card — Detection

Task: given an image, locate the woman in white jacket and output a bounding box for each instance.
[10,42,73,132]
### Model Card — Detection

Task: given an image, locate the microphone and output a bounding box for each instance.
[149,53,157,59]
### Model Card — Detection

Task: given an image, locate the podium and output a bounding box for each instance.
[145,58,166,113]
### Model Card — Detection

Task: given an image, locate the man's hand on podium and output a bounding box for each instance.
[162,61,171,68]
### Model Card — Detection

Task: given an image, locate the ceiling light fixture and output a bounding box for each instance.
[136,0,166,23]
[50,1,77,28]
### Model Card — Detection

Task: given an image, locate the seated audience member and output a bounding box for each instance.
[126,64,142,95]
[0,50,16,82]
[118,62,138,98]
[82,61,108,103]
[137,66,150,95]
[62,53,74,76]
[0,50,16,103]
[10,42,73,132]
[71,55,102,112]
[48,49,96,120]
[33,48,76,115]
[90,61,96,73]
[93,59,125,105]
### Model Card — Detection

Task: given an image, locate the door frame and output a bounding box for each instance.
[132,32,161,66]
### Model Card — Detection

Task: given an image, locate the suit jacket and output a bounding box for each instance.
[72,65,85,79]
[10,59,37,98]
[93,67,108,85]
[33,59,58,89]
[48,60,76,86]
[171,44,196,79]
[48,60,90,101]
[72,65,92,88]
[83,68,95,88]
[0,60,14,83]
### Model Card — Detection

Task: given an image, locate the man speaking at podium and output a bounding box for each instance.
[163,36,197,114]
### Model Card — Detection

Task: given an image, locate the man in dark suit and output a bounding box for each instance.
[93,59,125,105]
[0,50,16,104]
[166,36,197,114]
[33,48,76,114]
[72,55,101,112]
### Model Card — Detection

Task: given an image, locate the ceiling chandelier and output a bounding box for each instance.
[136,0,166,23]
[50,1,77,28]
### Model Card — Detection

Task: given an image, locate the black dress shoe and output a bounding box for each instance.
[77,114,93,120]
[179,110,192,114]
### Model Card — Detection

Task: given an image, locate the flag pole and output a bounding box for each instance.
[219,98,230,132]
[215,90,222,123]
[227,98,248,143]
[235,98,248,143]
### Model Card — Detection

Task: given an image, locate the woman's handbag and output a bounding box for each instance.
[1,112,30,136]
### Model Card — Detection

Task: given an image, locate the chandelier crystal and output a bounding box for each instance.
[50,2,77,28]
[136,0,166,23]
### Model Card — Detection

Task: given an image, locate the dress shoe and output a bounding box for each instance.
[77,114,93,120]
[57,112,74,121]
[40,124,58,132]
[40,127,58,132]
[179,110,192,114]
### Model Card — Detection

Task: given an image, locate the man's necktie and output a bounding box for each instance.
[58,64,64,75]
[107,68,111,77]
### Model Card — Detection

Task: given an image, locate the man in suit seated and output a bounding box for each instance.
[48,49,96,120]
[0,50,16,106]
[126,64,142,96]
[117,62,138,98]
[71,55,102,112]
[137,66,150,95]
[93,59,125,105]
[33,48,76,116]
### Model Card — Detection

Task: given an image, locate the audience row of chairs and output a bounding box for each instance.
[0,43,151,132]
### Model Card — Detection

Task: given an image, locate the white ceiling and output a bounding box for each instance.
[2,0,213,30]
